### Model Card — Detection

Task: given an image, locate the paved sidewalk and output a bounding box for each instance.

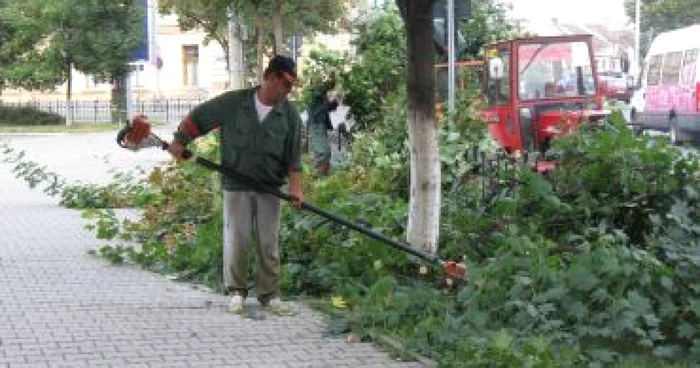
[0,131,419,368]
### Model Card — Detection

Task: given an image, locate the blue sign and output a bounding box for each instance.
[131,0,154,63]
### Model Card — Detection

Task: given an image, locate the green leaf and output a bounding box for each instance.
[660,276,674,291]
[627,291,652,316]
[691,299,700,318]
[652,345,680,359]
[677,322,696,340]
[643,314,660,328]
[513,275,533,286]
[591,288,609,303]
[568,264,600,291]
[489,329,514,351]
[588,348,616,363]
[565,300,587,319]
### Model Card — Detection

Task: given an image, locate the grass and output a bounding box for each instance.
[0,122,120,134]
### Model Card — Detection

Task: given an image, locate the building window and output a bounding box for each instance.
[182,45,199,87]
[132,64,145,87]
[86,75,97,88]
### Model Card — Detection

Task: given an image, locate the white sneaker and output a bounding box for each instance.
[263,297,295,316]
[228,294,245,314]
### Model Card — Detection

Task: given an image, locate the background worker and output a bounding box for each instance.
[307,77,339,176]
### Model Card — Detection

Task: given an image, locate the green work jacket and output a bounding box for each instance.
[186,87,303,191]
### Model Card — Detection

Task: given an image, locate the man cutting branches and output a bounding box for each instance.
[167,55,304,315]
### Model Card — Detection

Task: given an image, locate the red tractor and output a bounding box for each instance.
[479,35,609,155]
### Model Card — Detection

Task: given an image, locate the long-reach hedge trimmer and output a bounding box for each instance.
[117,117,466,280]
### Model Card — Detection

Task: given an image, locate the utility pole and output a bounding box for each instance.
[447,0,455,122]
[634,0,641,76]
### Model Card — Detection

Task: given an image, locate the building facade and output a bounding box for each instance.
[1,1,379,105]
[1,13,229,103]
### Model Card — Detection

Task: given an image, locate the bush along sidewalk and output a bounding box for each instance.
[277,110,700,367]
[0,104,65,126]
[1,141,156,208]
[4,107,700,366]
[1,136,224,286]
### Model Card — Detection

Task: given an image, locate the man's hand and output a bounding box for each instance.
[167,139,186,160]
[288,171,303,208]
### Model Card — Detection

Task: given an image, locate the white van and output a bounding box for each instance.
[629,24,700,144]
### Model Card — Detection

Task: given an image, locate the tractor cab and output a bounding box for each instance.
[480,35,608,153]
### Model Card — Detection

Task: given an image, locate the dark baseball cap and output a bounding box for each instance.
[268,55,299,86]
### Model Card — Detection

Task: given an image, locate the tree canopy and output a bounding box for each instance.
[624,0,700,55]
[0,0,143,90]
[158,0,348,82]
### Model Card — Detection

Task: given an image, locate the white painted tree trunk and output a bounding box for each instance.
[399,0,441,255]
[407,110,441,255]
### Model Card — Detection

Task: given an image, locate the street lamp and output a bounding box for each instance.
[634,0,641,77]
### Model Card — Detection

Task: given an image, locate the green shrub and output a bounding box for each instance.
[0,104,65,125]
[280,110,700,366]
[12,101,697,366]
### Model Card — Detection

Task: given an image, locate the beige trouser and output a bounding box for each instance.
[223,190,281,302]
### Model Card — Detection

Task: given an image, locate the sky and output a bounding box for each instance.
[504,0,631,28]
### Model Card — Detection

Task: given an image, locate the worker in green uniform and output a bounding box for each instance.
[167,55,303,315]
[307,77,339,176]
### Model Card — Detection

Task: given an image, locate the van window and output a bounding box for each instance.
[662,51,683,84]
[647,54,662,86]
[681,49,699,87]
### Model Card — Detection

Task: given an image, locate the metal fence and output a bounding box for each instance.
[462,147,548,201]
[3,98,206,124]
[130,99,206,124]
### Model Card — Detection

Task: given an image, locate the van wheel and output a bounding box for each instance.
[669,117,682,146]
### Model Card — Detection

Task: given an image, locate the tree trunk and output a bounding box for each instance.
[272,1,283,55]
[66,64,73,126]
[256,14,265,84]
[222,26,231,86]
[400,0,441,255]
[110,76,128,125]
[227,10,244,90]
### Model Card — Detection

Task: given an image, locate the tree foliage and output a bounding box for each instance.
[458,0,516,58]
[340,5,406,131]
[0,0,143,90]
[0,0,63,90]
[339,0,513,131]
[158,0,348,83]
[624,0,700,55]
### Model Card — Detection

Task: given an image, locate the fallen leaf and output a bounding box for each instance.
[331,296,349,309]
